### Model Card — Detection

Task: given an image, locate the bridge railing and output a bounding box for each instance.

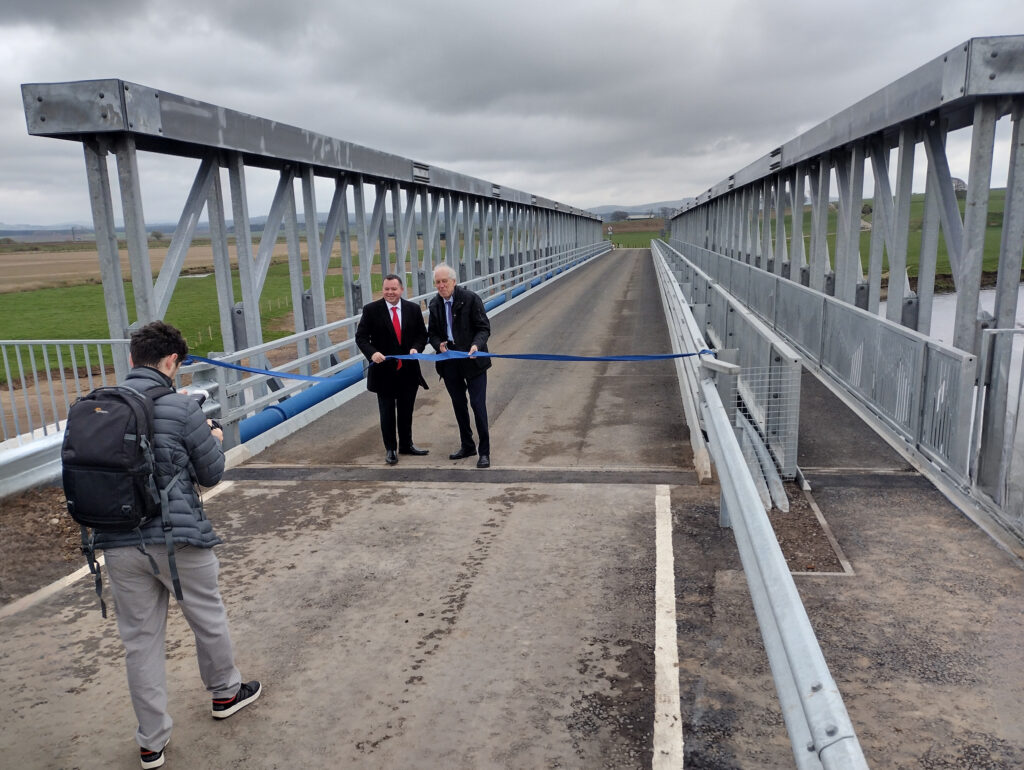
[673,237,982,509]
[652,242,868,769]
[655,240,802,481]
[1,339,130,447]
[19,77,605,387]
[0,242,611,496]
[667,36,1024,542]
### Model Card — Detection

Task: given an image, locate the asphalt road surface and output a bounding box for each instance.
[0,250,729,768]
[3,249,1023,769]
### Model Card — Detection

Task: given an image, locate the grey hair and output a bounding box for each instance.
[433,263,457,282]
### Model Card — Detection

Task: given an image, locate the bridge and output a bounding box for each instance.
[2,35,1024,769]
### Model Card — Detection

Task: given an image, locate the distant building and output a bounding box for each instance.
[626,213,655,221]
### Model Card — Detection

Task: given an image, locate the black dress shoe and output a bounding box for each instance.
[399,445,429,456]
[476,455,490,469]
[385,450,398,465]
[448,447,477,460]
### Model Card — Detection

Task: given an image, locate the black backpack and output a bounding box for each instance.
[62,383,185,615]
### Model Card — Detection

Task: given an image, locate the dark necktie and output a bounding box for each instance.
[391,306,402,370]
[446,300,454,342]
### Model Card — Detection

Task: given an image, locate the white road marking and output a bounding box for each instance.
[653,483,685,768]
[0,481,236,621]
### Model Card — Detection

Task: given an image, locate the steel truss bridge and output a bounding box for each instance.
[3,34,1024,770]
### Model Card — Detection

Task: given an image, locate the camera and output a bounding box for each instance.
[180,388,220,431]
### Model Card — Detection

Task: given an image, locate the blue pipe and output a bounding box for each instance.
[484,293,507,311]
[238,364,364,443]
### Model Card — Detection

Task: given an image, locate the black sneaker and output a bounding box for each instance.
[211,680,262,719]
[140,744,166,769]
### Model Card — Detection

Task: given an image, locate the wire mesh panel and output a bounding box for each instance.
[732,363,802,479]
[821,300,880,402]
[920,344,976,479]
[872,324,927,439]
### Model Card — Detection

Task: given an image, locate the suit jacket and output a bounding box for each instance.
[355,297,429,397]
[427,285,491,380]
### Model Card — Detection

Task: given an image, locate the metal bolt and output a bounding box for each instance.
[811,682,823,692]
[991,51,999,58]
[806,742,816,752]
[39,116,45,122]
[36,96,42,102]
[155,92,160,98]
[100,112,108,119]
[826,724,838,737]
[129,122,134,128]
[989,74,996,80]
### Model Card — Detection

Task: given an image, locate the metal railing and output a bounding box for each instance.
[0,242,611,496]
[666,35,1024,542]
[972,328,1024,533]
[672,237,980,492]
[1,339,130,447]
[20,77,605,377]
[652,243,868,769]
[654,240,802,480]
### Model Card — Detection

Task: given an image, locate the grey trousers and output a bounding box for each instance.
[105,544,242,750]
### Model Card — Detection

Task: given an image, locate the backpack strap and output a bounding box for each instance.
[81,526,107,618]
[126,382,186,601]
[158,467,187,601]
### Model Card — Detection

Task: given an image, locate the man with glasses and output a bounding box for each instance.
[427,263,492,469]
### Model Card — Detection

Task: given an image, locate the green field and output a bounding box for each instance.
[757,189,1011,288]
[1,258,406,384]
[606,231,663,248]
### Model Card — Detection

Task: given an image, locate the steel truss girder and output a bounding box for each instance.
[23,79,598,220]
[23,79,603,366]
[683,36,1024,203]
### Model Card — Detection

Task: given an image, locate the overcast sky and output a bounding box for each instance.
[2,0,1024,225]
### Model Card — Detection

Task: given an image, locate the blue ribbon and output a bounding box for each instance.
[184,349,716,381]
[388,350,717,362]
[184,354,329,382]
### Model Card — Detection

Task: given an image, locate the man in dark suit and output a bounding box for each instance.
[427,263,491,469]
[356,274,429,465]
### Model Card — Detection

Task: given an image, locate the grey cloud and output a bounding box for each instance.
[4,0,1024,225]
[1,0,142,30]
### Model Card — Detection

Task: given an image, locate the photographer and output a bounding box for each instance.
[97,321,261,769]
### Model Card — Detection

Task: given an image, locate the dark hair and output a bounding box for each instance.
[382,273,403,286]
[130,321,189,368]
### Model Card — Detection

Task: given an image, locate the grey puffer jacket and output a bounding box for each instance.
[94,366,225,550]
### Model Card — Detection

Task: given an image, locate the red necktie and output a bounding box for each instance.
[391,306,402,370]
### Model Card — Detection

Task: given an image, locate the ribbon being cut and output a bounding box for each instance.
[185,350,717,380]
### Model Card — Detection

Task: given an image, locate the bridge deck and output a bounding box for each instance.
[1,249,1022,768]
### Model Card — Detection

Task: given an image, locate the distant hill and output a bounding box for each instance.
[588,199,695,218]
